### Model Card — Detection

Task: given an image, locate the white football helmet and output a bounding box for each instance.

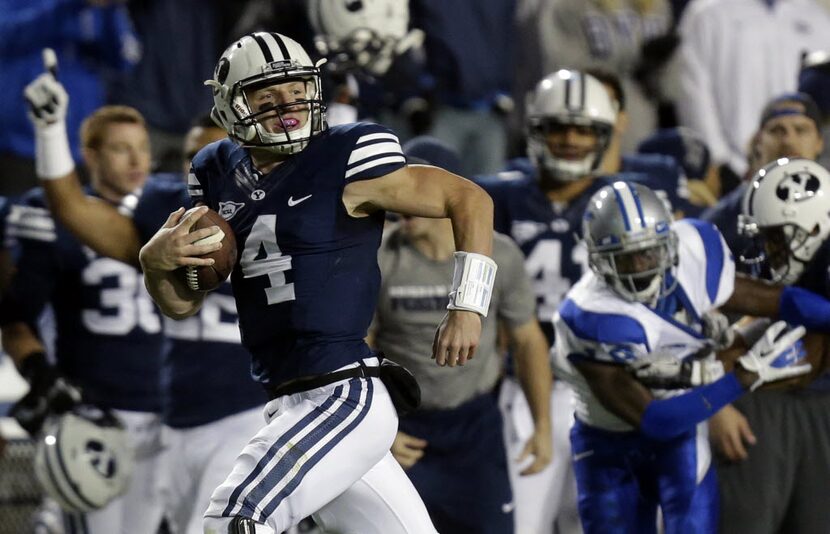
[583,181,679,304]
[526,70,617,181]
[308,0,423,77]
[205,32,326,155]
[739,158,830,284]
[34,406,133,512]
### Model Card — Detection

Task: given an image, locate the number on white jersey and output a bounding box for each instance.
[240,215,295,305]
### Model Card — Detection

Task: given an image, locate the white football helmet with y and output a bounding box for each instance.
[583,181,679,304]
[34,406,133,512]
[308,0,424,77]
[525,70,617,181]
[740,157,830,284]
[205,32,327,155]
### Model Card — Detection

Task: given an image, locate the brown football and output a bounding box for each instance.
[179,207,237,292]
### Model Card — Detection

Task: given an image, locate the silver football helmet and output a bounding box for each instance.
[739,158,830,284]
[308,0,424,77]
[34,406,133,512]
[526,70,617,181]
[205,32,326,155]
[584,181,678,303]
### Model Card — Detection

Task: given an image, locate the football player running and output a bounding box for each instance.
[554,180,812,533]
[136,33,493,534]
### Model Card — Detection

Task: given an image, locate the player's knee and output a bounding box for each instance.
[203,515,276,534]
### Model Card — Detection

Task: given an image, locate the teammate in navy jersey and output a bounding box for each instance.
[132,33,494,534]
[0,105,167,533]
[475,69,617,534]
[16,100,269,532]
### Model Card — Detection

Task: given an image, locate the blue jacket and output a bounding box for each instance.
[0,0,140,159]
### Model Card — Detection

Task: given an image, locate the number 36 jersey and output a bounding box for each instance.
[1,188,164,412]
[188,123,406,386]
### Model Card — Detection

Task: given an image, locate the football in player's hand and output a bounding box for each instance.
[180,208,237,292]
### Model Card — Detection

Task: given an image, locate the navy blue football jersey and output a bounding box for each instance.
[0,188,164,412]
[188,123,406,386]
[475,164,607,341]
[621,153,701,217]
[125,177,267,428]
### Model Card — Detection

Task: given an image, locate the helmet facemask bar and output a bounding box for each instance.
[526,116,613,182]
[227,65,326,154]
[315,28,398,77]
[755,223,816,283]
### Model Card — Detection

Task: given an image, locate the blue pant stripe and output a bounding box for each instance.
[221,384,346,517]
[257,378,374,521]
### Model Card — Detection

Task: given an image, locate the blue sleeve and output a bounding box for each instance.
[0,230,59,327]
[639,373,745,441]
[779,285,830,333]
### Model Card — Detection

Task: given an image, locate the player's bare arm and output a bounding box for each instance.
[343,163,496,367]
[508,319,553,475]
[139,206,221,319]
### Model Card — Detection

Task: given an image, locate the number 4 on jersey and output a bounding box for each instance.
[240,215,295,305]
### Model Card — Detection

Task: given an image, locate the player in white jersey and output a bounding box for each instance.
[554,180,812,533]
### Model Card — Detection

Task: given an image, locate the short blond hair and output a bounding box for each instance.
[80,106,146,150]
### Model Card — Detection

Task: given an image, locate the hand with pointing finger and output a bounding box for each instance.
[24,48,68,128]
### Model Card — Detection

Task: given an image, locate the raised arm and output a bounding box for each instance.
[24,49,142,264]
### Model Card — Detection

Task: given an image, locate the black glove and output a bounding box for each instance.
[10,352,80,435]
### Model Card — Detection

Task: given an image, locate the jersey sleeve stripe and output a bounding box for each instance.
[187,173,201,186]
[356,132,399,145]
[687,219,726,303]
[347,141,403,166]
[559,298,651,351]
[7,226,57,242]
[188,187,204,196]
[344,155,406,179]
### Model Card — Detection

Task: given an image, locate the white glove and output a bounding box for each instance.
[702,311,735,350]
[23,49,74,179]
[24,49,68,129]
[629,350,724,389]
[737,321,810,391]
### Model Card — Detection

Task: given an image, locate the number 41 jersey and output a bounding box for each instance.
[188,123,406,386]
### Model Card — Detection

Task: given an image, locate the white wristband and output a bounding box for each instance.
[447,251,498,317]
[35,121,75,180]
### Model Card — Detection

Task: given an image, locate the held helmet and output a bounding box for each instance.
[34,406,133,512]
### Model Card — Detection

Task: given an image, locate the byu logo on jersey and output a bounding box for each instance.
[85,439,117,478]
[776,171,820,202]
[218,201,245,221]
[251,189,266,201]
